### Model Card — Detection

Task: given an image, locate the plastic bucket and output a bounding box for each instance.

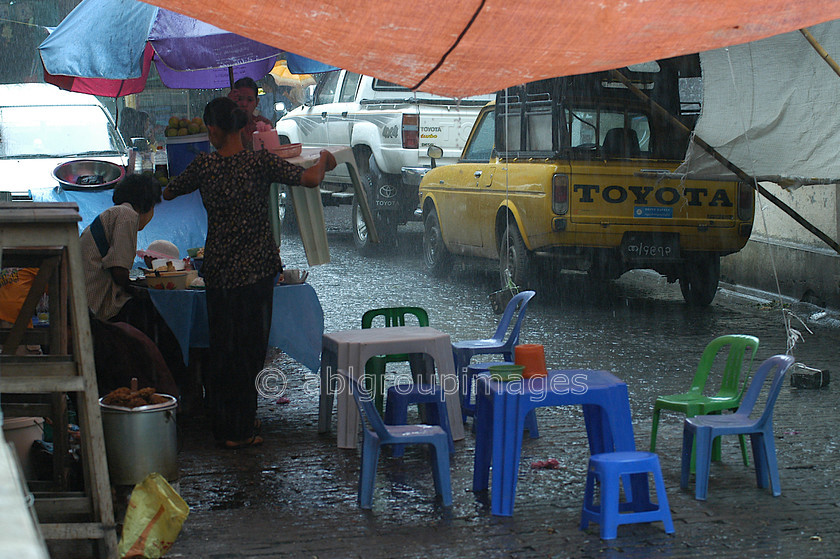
[2,416,44,478]
[515,344,548,378]
[165,134,211,177]
[99,395,178,485]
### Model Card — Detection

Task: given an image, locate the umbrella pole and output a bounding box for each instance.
[800,28,840,79]
[609,69,840,256]
[229,67,235,89]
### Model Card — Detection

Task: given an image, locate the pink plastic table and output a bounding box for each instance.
[320,326,465,449]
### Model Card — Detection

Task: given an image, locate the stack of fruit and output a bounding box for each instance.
[165,116,207,137]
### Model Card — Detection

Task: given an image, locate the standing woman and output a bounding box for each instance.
[229,76,271,151]
[163,97,336,448]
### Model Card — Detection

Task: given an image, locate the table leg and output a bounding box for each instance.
[318,347,337,434]
[491,392,527,516]
[472,386,492,492]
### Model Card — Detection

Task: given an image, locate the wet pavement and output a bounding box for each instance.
[163,210,839,558]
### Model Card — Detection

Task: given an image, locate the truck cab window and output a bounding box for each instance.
[462,111,495,162]
[313,71,340,105]
[339,72,362,102]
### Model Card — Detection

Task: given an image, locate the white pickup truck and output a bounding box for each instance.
[276,70,491,251]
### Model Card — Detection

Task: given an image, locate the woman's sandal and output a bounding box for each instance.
[222,435,264,450]
[254,419,262,434]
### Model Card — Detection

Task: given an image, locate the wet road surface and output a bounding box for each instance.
[165,211,840,558]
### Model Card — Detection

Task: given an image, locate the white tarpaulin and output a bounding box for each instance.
[679,20,840,187]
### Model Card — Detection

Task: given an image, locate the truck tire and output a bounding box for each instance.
[423,207,450,275]
[353,152,396,253]
[679,254,720,306]
[499,223,533,288]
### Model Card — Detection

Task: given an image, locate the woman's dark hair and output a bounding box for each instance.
[232,76,259,97]
[203,97,248,133]
[112,173,161,213]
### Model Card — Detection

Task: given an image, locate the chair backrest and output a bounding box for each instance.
[690,334,760,398]
[362,306,429,329]
[602,128,641,158]
[342,369,391,440]
[491,290,535,349]
[734,354,795,426]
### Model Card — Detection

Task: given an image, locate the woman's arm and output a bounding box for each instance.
[300,150,338,188]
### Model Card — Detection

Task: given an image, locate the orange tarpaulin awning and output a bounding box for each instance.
[144,0,840,97]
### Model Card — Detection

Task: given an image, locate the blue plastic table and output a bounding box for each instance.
[472,369,640,516]
[148,283,323,372]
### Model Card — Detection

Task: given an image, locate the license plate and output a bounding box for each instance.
[621,233,680,260]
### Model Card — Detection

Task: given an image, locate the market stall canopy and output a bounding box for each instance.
[38,0,327,97]
[679,20,840,188]
[144,0,840,98]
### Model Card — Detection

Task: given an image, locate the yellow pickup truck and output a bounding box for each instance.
[419,64,754,305]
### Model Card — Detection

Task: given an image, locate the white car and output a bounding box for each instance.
[0,83,129,199]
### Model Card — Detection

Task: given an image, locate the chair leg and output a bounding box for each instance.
[429,440,453,506]
[359,434,381,509]
[738,434,750,466]
[599,467,620,539]
[680,427,693,491]
[651,460,676,534]
[524,409,539,439]
[693,428,713,501]
[761,433,782,496]
[426,401,455,454]
[751,432,770,490]
[650,407,661,452]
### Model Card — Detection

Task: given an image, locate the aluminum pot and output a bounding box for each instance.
[99,394,178,485]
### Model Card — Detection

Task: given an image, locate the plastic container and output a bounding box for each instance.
[99,394,178,485]
[515,344,548,378]
[2,417,44,479]
[487,364,525,382]
[165,134,211,177]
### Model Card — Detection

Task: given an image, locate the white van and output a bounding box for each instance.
[0,83,129,199]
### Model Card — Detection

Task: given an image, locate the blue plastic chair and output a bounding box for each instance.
[453,290,536,421]
[384,383,455,457]
[342,370,453,509]
[581,451,675,539]
[468,361,539,437]
[680,354,795,501]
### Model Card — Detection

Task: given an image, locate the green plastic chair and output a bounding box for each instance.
[650,334,759,470]
[361,306,432,414]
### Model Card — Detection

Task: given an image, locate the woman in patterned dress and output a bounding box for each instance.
[163,97,336,448]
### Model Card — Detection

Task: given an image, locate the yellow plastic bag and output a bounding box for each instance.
[118,473,190,559]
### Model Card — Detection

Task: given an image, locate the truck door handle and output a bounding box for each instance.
[474,171,482,178]
[341,111,348,117]
[321,112,328,119]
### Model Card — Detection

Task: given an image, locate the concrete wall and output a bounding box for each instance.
[721,182,840,309]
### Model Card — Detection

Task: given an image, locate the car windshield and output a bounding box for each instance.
[0,105,125,158]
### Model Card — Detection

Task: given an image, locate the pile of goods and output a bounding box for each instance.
[102,387,169,408]
[165,116,207,137]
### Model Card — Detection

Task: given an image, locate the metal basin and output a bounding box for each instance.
[52,159,125,190]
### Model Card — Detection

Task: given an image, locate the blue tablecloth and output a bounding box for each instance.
[29,187,208,259]
[147,283,323,372]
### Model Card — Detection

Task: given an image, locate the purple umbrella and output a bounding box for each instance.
[39,0,284,97]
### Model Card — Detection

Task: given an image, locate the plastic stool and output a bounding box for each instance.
[467,362,539,438]
[580,451,675,539]
[384,383,455,457]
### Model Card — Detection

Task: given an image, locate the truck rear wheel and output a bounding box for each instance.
[352,151,397,253]
[679,254,720,306]
[423,208,450,275]
[499,224,533,288]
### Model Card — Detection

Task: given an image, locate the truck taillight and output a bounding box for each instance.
[402,114,419,149]
[552,173,569,215]
[738,181,755,221]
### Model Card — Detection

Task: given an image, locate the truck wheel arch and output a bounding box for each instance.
[494,204,532,255]
[349,122,386,170]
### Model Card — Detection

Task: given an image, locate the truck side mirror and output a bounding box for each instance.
[427,145,443,168]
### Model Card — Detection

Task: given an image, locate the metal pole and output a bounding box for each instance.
[609,69,840,256]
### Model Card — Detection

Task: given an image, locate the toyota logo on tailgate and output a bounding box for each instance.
[379,184,397,198]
